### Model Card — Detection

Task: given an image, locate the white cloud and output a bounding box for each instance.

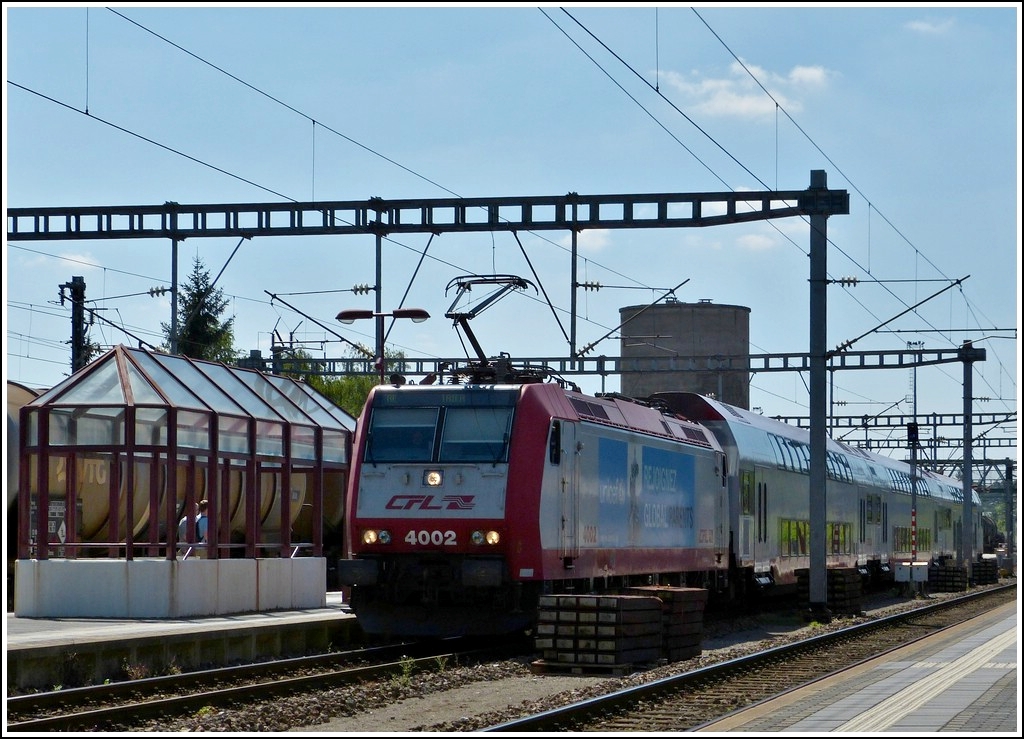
[774,217,814,242]
[787,65,829,88]
[700,87,784,118]
[57,252,103,271]
[661,58,835,120]
[736,232,776,251]
[905,18,955,35]
[560,228,611,253]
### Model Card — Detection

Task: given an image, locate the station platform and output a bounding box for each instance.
[5,591,360,692]
[697,599,1020,734]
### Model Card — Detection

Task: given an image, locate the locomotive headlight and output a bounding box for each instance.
[471,530,501,545]
[362,529,392,545]
[423,470,443,487]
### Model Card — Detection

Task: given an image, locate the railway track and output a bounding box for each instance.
[6,583,1013,732]
[483,584,1016,732]
[5,636,528,732]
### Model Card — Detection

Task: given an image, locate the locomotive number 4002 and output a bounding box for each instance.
[405,530,458,545]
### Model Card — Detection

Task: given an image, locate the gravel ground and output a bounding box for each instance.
[135,582,1012,733]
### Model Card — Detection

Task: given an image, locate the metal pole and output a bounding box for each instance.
[828,369,833,432]
[170,238,179,355]
[64,276,87,373]
[1005,459,1015,572]
[808,169,829,621]
[377,312,385,385]
[375,233,383,384]
[961,341,977,581]
[909,342,920,578]
[570,211,578,360]
[911,442,918,561]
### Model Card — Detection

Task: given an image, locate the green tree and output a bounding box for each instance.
[309,372,377,418]
[81,334,104,366]
[278,346,409,418]
[162,256,238,363]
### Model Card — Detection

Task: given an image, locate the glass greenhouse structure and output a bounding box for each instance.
[15,345,354,562]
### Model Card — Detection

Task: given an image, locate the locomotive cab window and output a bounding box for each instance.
[366,407,438,462]
[549,420,561,465]
[439,406,514,463]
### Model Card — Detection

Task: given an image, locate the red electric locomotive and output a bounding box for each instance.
[338,380,730,637]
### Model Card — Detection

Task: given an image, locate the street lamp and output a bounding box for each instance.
[336,307,430,384]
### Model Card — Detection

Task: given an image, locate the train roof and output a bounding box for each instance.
[650,391,974,505]
[565,387,724,453]
[370,382,723,454]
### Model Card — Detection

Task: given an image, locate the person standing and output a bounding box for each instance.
[178,499,209,557]
[195,499,209,545]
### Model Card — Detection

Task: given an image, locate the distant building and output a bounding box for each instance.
[618,299,750,409]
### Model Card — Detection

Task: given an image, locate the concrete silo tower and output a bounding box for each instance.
[618,298,751,408]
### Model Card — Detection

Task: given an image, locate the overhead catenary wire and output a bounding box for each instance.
[5,8,1013,432]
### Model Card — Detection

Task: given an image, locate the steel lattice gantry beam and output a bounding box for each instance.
[862,437,1017,450]
[7,179,850,361]
[240,347,977,379]
[6,188,850,241]
[774,410,1016,429]
[905,459,1016,485]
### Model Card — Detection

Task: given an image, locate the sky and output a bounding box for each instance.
[3,3,1020,464]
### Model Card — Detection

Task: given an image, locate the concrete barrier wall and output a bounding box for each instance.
[14,558,327,618]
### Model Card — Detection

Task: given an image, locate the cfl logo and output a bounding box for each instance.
[385,495,476,510]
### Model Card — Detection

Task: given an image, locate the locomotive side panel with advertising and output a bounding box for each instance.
[532,399,728,583]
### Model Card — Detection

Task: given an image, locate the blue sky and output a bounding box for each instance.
[4,3,1020,458]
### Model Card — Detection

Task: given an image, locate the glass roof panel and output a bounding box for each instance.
[231,369,316,425]
[35,354,126,405]
[123,361,167,404]
[27,346,352,446]
[265,375,355,430]
[150,352,254,415]
[193,361,285,421]
[130,351,209,410]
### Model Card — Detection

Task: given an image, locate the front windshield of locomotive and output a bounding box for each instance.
[438,405,513,462]
[365,387,518,463]
[366,406,439,462]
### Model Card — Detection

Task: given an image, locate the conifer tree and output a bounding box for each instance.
[162,255,238,363]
